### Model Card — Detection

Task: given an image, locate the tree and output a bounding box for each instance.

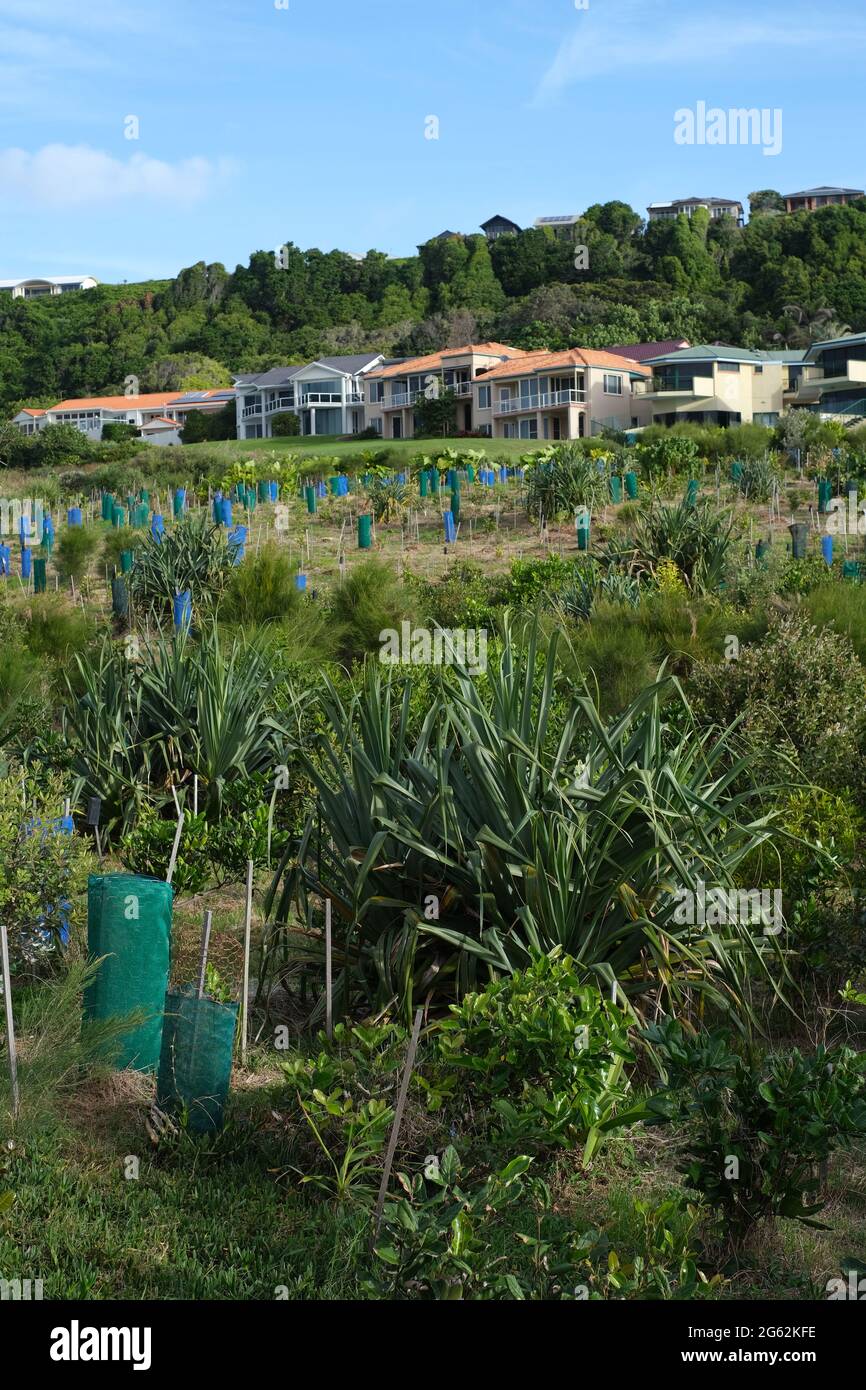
[271,411,300,437]
[151,354,233,390]
[748,190,785,216]
[414,387,457,437]
[449,237,505,312]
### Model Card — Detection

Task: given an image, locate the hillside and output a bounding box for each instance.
[3,197,866,414]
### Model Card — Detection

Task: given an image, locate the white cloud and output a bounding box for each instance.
[534,0,865,102]
[0,145,236,207]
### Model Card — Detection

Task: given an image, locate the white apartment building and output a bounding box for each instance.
[235,354,383,440]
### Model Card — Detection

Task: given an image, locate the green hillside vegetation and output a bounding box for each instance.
[3,197,866,414]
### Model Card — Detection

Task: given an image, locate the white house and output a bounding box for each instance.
[10,388,236,443]
[0,275,98,298]
[234,354,383,440]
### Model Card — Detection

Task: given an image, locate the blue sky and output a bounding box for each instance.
[0,0,864,283]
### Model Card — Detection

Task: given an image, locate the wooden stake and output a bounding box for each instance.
[372,1007,424,1242]
[196,910,213,999]
[240,859,253,1066]
[165,811,185,885]
[0,923,20,1117]
[324,898,333,1041]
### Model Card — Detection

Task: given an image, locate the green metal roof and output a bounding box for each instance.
[645,344,807,366]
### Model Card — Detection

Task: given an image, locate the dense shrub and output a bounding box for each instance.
[438,955,634,1155]
[271,411,300,437]
[644,1020,866,1245]
[328,558,418,666]
[55,525,99,585]
[690,612,866,800]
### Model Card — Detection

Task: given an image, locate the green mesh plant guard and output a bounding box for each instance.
[83,873,172,1072]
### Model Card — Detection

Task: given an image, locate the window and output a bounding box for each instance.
[369,381,384,403]
[753,364,764,374]
[519,418,538,440]
[603,374,622,395]
[718,362,741,373]
[478,385,491,409]
[478,424,492,437]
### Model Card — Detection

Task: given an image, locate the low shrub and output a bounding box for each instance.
[438,955,635,1157]
[328,558,418,666]
[55,526,99,586]
[643,1020,866,1246]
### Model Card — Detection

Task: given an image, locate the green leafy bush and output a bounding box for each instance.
[644,1020,866,1244]
[369,1147,535,1299]
[270,411,300,436]
[438,956,635,1157]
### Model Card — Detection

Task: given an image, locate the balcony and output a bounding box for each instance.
[241,404,262,419]
[785,361,866,401]
[539,389,586,408]
[635,375,715,399]
[263,394,296,413]
[494,389,586,415]
[298,392,343,406]
[496,395,540,415]
[383,380,472,410]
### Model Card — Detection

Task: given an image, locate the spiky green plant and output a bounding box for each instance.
[524,443,608,521]
[604,496,734,593]
[263,618,788,1025]
[128,512,236,624]
[556,562,641,622]
[366,476,407,523]
[64,626,294,833]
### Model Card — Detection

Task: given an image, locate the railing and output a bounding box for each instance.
[263,395,295,413]
[298,392,346,406]
[538,389,585,407]
[636,375,714,395]
[385,381,472,409]
[241,404,262,418]
[496,396,539,414]
[819,397,866,418]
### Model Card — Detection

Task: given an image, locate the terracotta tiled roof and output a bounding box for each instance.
[48,391,188,412]
[367,343,526,380]
[474,348,651,382]
[43,388,232,412]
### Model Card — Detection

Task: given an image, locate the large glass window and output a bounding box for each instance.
[603,374,623,395]
[478,385,491,409]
